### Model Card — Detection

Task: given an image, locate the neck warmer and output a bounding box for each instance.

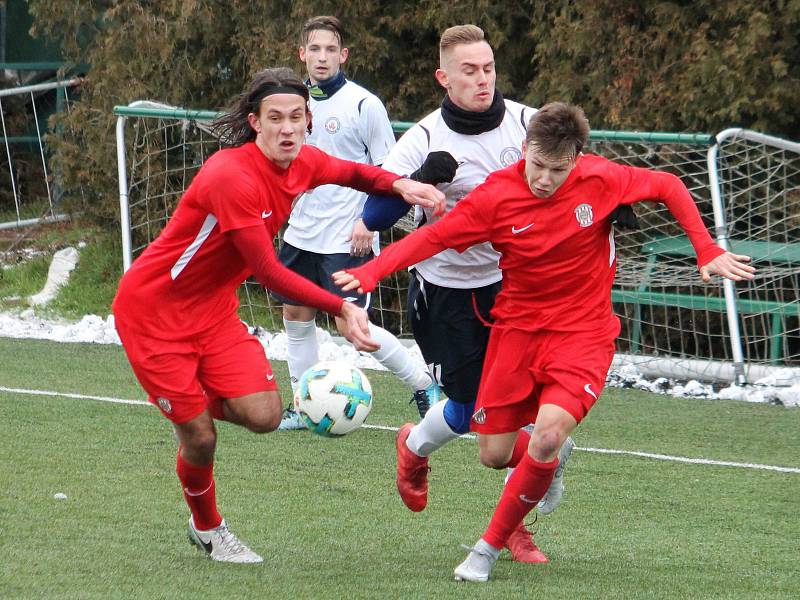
[440,90,506,135]
[307,70,347,100]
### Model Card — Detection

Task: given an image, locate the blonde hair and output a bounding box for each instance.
[439,25,486,65]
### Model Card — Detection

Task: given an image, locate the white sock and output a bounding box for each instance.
[367,322,431,391]
[406,399,460,457]
[475,537,501,558]
[283,318,319,392]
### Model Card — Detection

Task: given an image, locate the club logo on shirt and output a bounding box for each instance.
[156,397,173,414]
[472,407,486,425]
[500,146,522,167]
[324,117,341,134]
[574,203,594,227]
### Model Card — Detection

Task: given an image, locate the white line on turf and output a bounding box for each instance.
[0,385,149,405]
[3,385,799,475]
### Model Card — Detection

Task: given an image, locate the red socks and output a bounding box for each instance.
[176,451,222,531]
[505,428,531,469]
[483,452,559,549]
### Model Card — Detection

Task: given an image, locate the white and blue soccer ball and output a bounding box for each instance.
[293,361,373,437]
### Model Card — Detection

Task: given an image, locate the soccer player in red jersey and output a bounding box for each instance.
[112,67,443,563]
[334,101,755,582]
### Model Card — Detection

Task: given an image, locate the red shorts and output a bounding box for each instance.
[471,321,619,435]
[115,313,276,424]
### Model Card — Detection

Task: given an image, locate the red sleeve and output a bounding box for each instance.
[612,164,725,267]
[348,228,446,292]
[227,226,344,316]
[348,186,492,292]
[305,145,401,196]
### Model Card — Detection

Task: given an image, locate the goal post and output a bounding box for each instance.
[113,102,800,385]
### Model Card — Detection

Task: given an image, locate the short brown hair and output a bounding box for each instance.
[301,15,345,47]
[525,102,590,160]
[439,24,486,62]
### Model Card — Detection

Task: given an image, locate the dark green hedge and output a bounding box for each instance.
[27,0,800,222]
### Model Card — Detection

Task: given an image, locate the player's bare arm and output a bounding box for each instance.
[392,178,446,216]
[699,251,756,282]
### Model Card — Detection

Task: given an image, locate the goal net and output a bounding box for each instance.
[114,103,800,384]
[0,78,81,230]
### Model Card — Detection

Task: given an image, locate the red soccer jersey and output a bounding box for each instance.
[113,142,399,338]
[351,153,724,333]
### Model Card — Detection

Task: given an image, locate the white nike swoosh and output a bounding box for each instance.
[261,210,273,218]
[511,223,534,234]
[584,383,598,400]
[519,494,538,504]
[266,374,275,381]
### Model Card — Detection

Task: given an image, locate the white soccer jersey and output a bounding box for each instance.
[381,99,536,288]
[283,80,395,254]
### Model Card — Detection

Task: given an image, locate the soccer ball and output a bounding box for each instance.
[293,361,373,437]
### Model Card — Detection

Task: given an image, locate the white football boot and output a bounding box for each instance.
[188,517,263,563]
[454,540,500,583]
[538,436,576,515]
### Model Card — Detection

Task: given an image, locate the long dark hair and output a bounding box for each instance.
[211,67,309,147]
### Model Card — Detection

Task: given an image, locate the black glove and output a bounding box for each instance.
[409,151,458,185]
[608,204,640,230]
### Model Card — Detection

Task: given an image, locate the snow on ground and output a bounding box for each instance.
[1,311,798,407]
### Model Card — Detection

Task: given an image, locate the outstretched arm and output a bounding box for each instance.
[311,147,444,215]
[333,226,448,294]
[362,151,458,231]
[228,225,379,352]
[617,167,756,281]
[699,252,755,282]
[335,183,492,294]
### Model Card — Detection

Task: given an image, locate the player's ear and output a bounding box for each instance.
[339,47,349,64]
[247,112,260,133]
[299,46,306,62]
[434,68,449,90]
[306,109,313,134]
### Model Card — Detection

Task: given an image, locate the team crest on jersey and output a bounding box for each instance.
[324,117,341,134]
[156,397,173,414]
[499,146,522,167]
[574,203,594,227]
[472,407,486,425]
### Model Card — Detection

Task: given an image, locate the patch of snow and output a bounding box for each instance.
[28,247,80,306]
[0,312,797,407]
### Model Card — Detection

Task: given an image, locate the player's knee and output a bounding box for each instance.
[242,398,282,433]
[184,430,217,458]
[244,409,281,433]
[478,447,510,470]
[531,429,562,461]
[442,398,474,434]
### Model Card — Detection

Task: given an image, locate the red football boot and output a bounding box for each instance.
[395,423,430,512]
[505,523,549,563]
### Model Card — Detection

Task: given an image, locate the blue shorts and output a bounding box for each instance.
[274,242,372,309]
